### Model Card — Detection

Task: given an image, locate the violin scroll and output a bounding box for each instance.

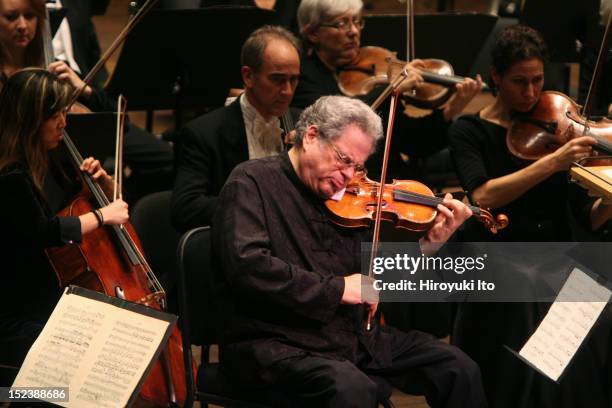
[474,208,509,234]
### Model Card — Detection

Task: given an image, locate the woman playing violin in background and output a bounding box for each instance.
[294,0,484,180]
[449,24,612,242]
[0,69,128,384]
[449,25,612,408]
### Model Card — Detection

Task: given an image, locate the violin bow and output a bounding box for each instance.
[580,12,611,122]
[406,0,415,63]
[113,95,127,202]
[364,0,416,331]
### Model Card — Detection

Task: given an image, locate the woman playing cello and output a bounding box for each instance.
[0,68,128,383]
[0,0,174,202]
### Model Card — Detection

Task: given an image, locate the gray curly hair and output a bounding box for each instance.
[293,95,382,152]
[297,0,363,33]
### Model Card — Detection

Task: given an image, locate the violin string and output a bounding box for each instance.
[363,183,485,216]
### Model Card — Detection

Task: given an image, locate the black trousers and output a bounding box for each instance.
[257,328,487,408]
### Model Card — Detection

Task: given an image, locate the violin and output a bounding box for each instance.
[337,46,490,110]
[325,174,509,236]
[507,91,612,163]
[508,13,612,165]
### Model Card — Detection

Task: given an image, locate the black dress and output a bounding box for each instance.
[0,151,82,379]
[448,113,612,408]
[449,113,595,241]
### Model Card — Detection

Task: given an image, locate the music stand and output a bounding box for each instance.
[66,112,117,165]
[520,0,600,63]
[361,13,498,77]
[105,6,275,130]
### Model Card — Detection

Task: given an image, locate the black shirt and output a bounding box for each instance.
[212,152,394,385]
[0,152,81,322]
[448,113,594,241]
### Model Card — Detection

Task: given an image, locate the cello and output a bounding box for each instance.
[43,1,189,405]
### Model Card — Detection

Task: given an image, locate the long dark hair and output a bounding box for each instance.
[0,68,72,194]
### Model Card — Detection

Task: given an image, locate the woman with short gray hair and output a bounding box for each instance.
[292,0,485,184]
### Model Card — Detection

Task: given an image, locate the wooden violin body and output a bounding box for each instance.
[337,46,488,109]
[326,175,437,233]
[508,91,612,161]
[325,174,508,236]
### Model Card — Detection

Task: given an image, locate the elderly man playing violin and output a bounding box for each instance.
[293,0,484,181]
[212,95,487,408]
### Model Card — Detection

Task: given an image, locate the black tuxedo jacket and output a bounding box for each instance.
[171,98,248,233]
[171,98,300,232]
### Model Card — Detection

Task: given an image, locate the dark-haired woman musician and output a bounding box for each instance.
[449,25,612,408]
[0,0,174,202]
[0,68,128,382]
[449,24,612,242]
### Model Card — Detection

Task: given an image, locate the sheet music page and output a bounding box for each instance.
[519,267,611,382]
[12,288,171,407]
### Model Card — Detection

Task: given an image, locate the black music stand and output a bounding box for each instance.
[105,6,275,130]
[520,0,599,63]
[66,112,117,165]
[361,13,498,77]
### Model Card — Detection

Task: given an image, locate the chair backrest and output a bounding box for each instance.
[131,191,181,299]
[176,226,219,407]
[176,226,218,347]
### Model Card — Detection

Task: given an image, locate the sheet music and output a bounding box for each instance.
[519,267,611,382]
[12,288,172,407]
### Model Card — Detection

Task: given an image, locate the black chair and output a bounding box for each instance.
[176,226,274,407]
[131,190,181,312]
[176,226,396,408]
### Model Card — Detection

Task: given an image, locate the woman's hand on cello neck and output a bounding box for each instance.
[48,60,93,99]
[80,157,114,198]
